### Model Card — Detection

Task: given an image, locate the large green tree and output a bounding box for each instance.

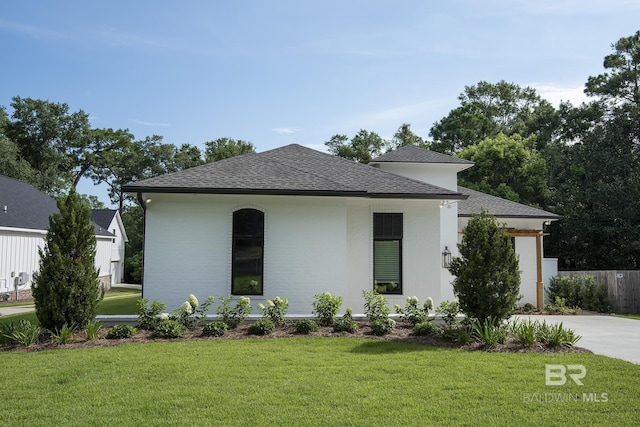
[546,31,640,269]
[32,189,103,331]
[429,81,559,153]
[204,137,255,162]
[325,129,385,163]
[456,133,549,207]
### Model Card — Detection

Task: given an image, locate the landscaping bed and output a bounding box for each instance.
[0,319,591,354]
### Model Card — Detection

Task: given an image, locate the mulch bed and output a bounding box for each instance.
[0,321,591,354]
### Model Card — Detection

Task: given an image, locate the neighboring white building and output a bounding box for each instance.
[0,175,125,301]
[91,209,129,285]
[123,144,558,314]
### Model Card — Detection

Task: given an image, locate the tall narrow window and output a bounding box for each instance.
[373,213,402,294]
[232,209,264,295]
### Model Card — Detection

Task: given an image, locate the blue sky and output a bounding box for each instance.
[1,1,639,206]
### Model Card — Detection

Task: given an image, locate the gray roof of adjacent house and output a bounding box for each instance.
[123,144,467,200]
[457,186,560,220]
[0,175,114,236]
[91,209,117,230]
[370,145,474,166]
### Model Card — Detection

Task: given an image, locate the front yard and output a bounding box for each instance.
[3,337,639,426]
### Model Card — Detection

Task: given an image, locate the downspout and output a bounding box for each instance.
[536,232,543,310]
[136,192,147,299]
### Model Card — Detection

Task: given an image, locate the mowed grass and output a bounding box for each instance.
[0,288,141,325]
[2,337,639,426]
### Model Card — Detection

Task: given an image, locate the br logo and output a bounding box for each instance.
[545,364,586,386]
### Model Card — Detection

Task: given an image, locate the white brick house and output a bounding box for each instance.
[123,144,558,314]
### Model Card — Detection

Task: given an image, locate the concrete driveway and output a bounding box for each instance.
[514,314,640,365]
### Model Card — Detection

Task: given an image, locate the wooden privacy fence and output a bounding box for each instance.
[558,270,640,314]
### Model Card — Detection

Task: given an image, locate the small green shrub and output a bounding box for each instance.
[471,319,507,347]
[333,308,359,333]
[537,321,581,347]
[6,320,41,346]
[370,318,395,336]
[511,319,537,347]
[435,300,461,327]
[294,319,319,334]
[413,321,438,336]
[456,325,472,344]
[137,299,168,330]
[312,292,343,326]
[247,319,275,335]
[201,321,228,337]
[258,296,288,326]
[49,323,75,345]
[152,319,186,338]
[0,321,17,344]
[217,296,252,329]
[547,275,611,313]
[85,319,102,340]
[362,290,390,323]
[106,324,138,339]
[394,296,433,325]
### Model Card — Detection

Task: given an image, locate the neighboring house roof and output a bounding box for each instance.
[370,145,474,166]
[91,209,129,242]
[0,175,57,230]
[457,186,560,220]
[123,144,467,200]
[0,174,113,236]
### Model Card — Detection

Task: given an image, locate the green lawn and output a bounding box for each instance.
[0,290,141,325]
[615,314,640,321]
[2,337,639,426]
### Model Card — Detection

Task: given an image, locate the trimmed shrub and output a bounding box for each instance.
[370,318,395,336]
[257,296,288,326]
[413,321,439,336]
[294,319,319,334]
[449,210,520,324]
[32,189,104,331]
[217,296,252,329]
[247,319,275,335]
[152,320,186,338]
[201,321,228,337]
[312,292,343,326]
[395,296,433,325]
[137,299,168,330]
[106,324,138,339]
[333,308,359,333]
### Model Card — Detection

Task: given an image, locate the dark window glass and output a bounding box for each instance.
[232,209,264,295]
[373,213,402,294]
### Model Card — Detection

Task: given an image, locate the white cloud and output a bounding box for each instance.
[531,83,591,107]
[132,119,171,127]
[272,127,303,135]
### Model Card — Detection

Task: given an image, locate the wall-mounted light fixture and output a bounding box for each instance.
[442,246,452,268]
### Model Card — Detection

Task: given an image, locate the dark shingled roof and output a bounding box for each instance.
[457,186,560,219]
[123,144,467,200]
[0,175,113,236]
[370,145,474,165]
[0,175,57,230]
[91,209,117,230]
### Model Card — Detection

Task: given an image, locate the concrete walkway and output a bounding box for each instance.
[514,314,640,365]
[0,305,35,317]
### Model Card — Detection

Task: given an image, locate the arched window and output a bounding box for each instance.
[232,209,264,295]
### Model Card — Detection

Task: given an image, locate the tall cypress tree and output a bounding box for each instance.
[32,188,103,331]
[448,210,520,324]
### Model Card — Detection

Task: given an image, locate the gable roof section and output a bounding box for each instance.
[123,144,467,200]
[0,175,57,230]
[91,209,117,230]
[370,145,474,166]
[457,186,560,220]
[0,175,114,236]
